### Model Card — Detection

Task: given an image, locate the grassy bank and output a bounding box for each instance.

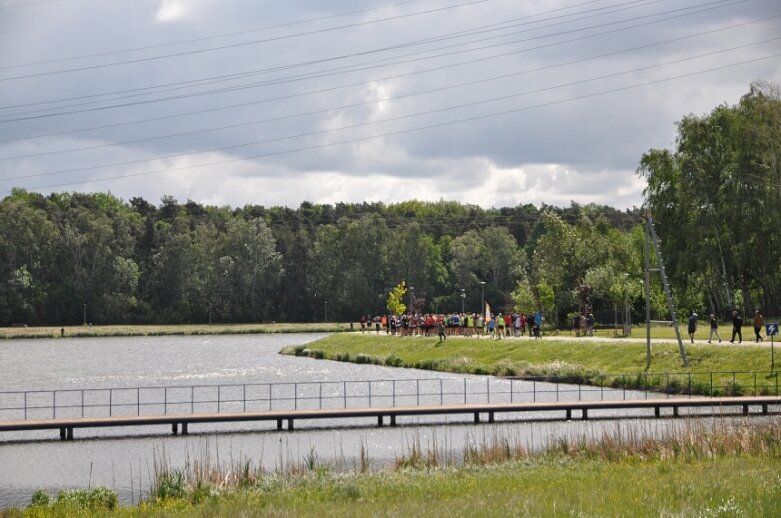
[7,419,781,517]
[283,334,779,396]
[0,322,351,340]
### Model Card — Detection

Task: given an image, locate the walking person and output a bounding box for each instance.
[707,313,721,343]
[729,310,743,343]
[687,312,698,343]
[586,313,595,337]
[753,310,764,343]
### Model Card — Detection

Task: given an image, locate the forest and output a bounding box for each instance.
[1,83,779,327]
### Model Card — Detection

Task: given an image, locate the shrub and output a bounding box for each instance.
[30,489,50,507]
[55,487,118,510]
[152,469,187,501]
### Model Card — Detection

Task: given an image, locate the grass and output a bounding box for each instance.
[6,419,781,517]
[0,322,351,340]
[282,333,780,396]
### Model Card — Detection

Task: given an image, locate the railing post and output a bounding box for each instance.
[416,379,420,406]
[24,392,27,420]
[138,388,141,416]
[600,376,604,401]
[463,378,467,404]
[510,379,513,403]
[319,383,323,409]
[343,381,347,409]
[217,386,220,413]
[533,380,536,403]
[294,383,298,410]
[243,384,246,412]
[753,372,757,396]
[81,390,84,418]
[710,372,713,396]
[556,382,559,402]
[53,391,56,419]
[440,379,443,405]
[622,375,626,401]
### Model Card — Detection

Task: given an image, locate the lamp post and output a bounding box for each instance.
[623,273,631,336]
[480,281,486,314]
[460,288,466,313]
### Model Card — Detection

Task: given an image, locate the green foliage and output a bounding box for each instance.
[54,487,118,510]
[29,489,50,507]
[152,469,187,501]
[386,281,407,316]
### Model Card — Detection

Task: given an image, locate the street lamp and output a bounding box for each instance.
[480,281,486,314]
[460,288,466,313]
[623,273,631,336]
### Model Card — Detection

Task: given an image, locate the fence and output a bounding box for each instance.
[0,371,778,422]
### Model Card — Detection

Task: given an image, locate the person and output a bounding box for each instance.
[533,311,543,339]
[730,310,743,343]
[707,313,721,343]
[586,313,595,337]
[496,313,504,340]
[753,310,764,343]
[360,315,367,334]
[437,318,446,342]
[573,313,581,337]
[687,312,698,343]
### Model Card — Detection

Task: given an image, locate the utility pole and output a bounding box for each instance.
[646,214,689,368]
[644,223,652,369]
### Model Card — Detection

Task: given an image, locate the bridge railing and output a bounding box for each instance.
[0,370,777,421]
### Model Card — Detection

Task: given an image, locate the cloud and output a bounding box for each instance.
[1,0,779,209]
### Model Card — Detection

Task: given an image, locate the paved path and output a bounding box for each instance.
[351,330,777,347]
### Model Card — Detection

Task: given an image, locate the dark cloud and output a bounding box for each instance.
[1,0,779,208]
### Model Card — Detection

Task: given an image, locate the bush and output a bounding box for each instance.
[152,469,186,501]
[30,488,50,507]
[55,487,118,510]
[384,353,404,367]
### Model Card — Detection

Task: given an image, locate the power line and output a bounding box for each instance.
[0,0,66,9]
[3,51,776,193]
[0,0,745,122]
[0,0,670,110]
[0,0,498,81]
[2,7,771,146]
[0,0,440,68]
[3,34,777,163]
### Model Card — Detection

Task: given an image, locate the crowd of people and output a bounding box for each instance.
[359,310,545,340]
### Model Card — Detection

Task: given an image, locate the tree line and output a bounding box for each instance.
[1,82,778,327]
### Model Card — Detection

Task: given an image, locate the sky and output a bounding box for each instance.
[0,0,779,210]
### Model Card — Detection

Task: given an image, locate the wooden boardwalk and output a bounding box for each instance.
[1,396,779,441]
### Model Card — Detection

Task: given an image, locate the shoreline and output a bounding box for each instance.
[0,322,351,340]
